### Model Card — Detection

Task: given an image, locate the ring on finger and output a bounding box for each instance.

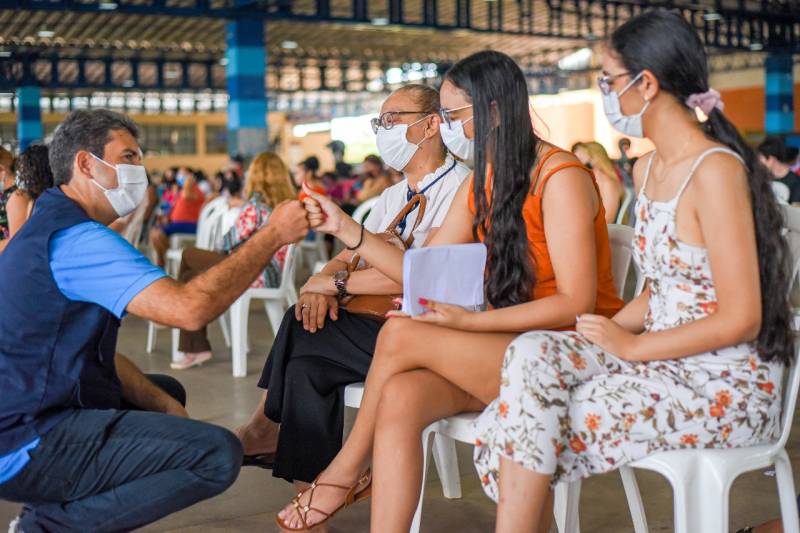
[301,304,310,310]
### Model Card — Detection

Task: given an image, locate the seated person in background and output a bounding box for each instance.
[293,156,326,196]
[0,146,16,242]
[194,169,213,196]
[235,84,472,504]
[354,154,392,203]
[172,151,297,370]
[158,167,179,217]
[617,137,636,187]
[0,109,309,533]
[320,171,346,205]
[758,135,800,204]
[573,141,625,222]
[149,168,206,266]
[0,145,54,253]
[206,169,244,205]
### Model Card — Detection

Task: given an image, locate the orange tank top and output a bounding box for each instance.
[468,148,623,327]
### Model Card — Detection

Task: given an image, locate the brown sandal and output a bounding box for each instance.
[274,470,372,531]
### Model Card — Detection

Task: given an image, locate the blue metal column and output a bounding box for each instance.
[765,53,795,135]
[16,86,43,151]
[225,17,268,158]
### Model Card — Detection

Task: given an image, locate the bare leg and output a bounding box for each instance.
[235,390,279,456]
[278,318,515,529]
[495,456,552,533]
[371,369,483,533]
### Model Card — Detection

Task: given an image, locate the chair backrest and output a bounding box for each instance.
[195,208,228,250]
[776,204,800,448]
[211,206,242,250]
[197,196,228,227]
[280,244,299,304]
[352,196,380,226]
[773,181,791,205]
[615,187,634,225]
[607,224,635,300]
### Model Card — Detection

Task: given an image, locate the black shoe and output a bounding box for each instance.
[242,452,276,469]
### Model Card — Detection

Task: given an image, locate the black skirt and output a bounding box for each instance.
[258,305,383,483]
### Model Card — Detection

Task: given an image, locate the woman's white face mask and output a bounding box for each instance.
[602,72,650,138]
[375,114,431,172]
[439,116,474,162]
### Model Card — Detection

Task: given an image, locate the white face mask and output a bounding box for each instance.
[602,72,650,138]
[375,115,431,172]
[89,153,148,218]
[439,117,474,162]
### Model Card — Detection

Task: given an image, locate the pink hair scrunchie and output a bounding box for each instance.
[686,89,724,115]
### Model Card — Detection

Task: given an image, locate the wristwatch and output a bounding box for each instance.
[333,270,351,299]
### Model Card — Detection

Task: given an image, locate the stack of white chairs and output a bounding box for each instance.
[343,225,638,533]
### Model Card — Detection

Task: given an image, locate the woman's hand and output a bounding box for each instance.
[300,274,337,296]
[576,314,640,361]
[302,183,359,242]
[386,298,476,330]
[295,292,339,333]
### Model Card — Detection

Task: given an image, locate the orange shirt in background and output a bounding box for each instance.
[170,186,205,223]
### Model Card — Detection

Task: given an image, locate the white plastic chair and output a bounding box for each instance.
[164,197,229,274]
[165,207,239,364]
[773,181,791,205]
[597,204,800,533]
[615,187,635,225]
[352,196,380,225]
[228,244,299,377]
[300,231,329,272]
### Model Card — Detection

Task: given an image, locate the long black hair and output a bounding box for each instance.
[612,9,793,364]
[445,51,538,309]
[15,144,54,200]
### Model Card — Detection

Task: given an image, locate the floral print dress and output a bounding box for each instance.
[473,147,784,500]
[220,192,286,289]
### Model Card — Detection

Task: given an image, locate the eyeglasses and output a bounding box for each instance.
[438,104,473,127]
[597,71,631,95]
[370,111,426,134]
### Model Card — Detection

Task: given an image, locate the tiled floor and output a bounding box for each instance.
[1,308,797,532]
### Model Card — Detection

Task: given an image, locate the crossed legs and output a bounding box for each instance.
[277,317,516,530]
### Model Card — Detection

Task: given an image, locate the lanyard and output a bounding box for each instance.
[397,160,458,235]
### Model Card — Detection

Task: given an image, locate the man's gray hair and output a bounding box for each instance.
[49,109,139,186]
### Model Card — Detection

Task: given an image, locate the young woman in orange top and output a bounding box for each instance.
[276,50,623,532]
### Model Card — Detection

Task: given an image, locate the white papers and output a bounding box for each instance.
[402,243,487,317]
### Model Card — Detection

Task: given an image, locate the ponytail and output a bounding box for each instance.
[705,109,794,363]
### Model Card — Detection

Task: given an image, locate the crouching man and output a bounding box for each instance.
[0,109,308,532]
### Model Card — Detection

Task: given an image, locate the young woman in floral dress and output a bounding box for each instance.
[473,10,795,532]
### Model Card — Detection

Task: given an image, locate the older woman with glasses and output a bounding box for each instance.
[235,83,471,500]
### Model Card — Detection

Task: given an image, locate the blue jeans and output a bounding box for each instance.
[0,377,242,532]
